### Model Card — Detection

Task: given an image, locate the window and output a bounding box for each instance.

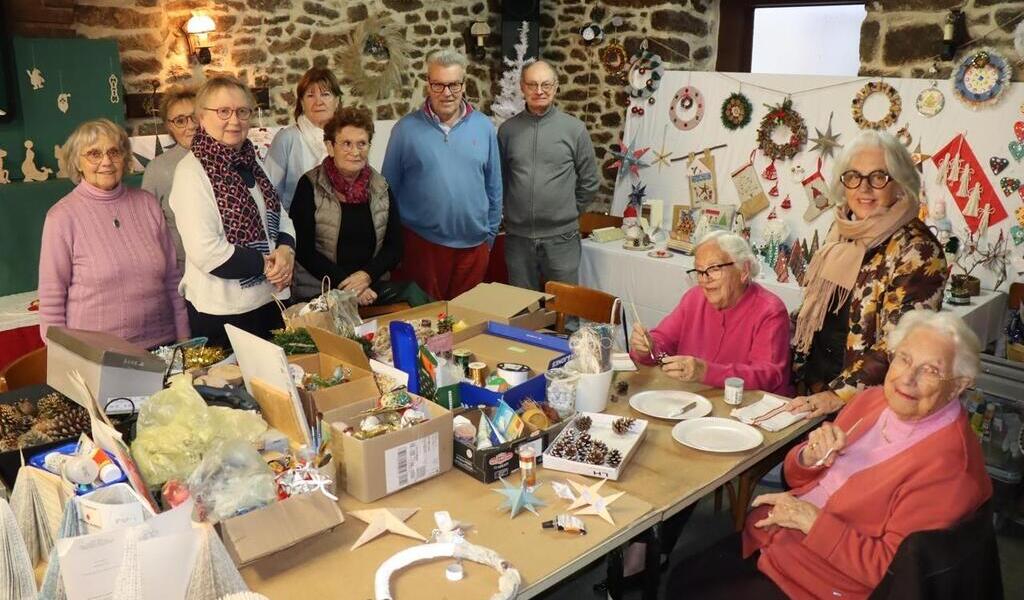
[750,5,866,76]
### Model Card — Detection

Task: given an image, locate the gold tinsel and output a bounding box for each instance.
[184,346,227,370]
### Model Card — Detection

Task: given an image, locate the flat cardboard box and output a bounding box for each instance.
[326,395,453,503]
[45,327,166,405]
[219,491,344,567]
[542,412,648,481]
[288,327,379,413]
[375,283,556,331]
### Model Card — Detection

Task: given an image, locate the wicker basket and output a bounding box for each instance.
[1007,343,1024,363]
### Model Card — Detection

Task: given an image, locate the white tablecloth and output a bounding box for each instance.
[0,290,39,333]
[579,239,1008,348]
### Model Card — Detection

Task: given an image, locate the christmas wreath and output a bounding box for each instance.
[624,46,664,102]
[756,99,808,161]
[721,92,753,130]
[669,86,704,131]
[851,81,901,130]
[334,15,411,100]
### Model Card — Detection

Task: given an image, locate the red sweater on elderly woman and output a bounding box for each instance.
[630,282,794,397]
[743,386,992,599]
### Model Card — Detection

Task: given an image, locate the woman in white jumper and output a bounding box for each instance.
[169,76,296,348]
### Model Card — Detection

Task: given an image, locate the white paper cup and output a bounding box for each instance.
[574,369,614,413]
[724,377,744,405]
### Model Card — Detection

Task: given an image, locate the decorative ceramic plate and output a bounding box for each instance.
[630,390,712,420]
[672,417,764,453]
[952,48,1012,109]
[915,87,945,117]
[647,249,673,259]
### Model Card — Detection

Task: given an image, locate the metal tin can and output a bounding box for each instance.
[452,348,474,376]
[468,361,488,387]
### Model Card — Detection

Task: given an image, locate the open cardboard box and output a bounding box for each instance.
[218,491,344,566]
[326,394,453,503]
[374,282,556,331]
[288,326,380,413]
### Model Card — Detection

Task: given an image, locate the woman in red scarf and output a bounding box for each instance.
[289,106,430,307]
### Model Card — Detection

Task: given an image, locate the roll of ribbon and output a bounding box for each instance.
[468,361,488,387]
[496,362,531,387]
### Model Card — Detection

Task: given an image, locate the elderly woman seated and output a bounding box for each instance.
[629,230,792,396]
[667,309,992,599]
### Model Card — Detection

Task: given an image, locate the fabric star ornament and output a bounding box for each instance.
[493,478,545,518]
[609,136,651,180]
[349,507,426,550]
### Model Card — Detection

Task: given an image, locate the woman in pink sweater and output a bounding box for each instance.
[38,119,189,348]
[629,230,793,396]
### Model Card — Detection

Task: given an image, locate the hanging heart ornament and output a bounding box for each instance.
[1015,121,1024,142]
[1010,141,1024,162]
[991,157,1010,175]
[1000,177,1021,196]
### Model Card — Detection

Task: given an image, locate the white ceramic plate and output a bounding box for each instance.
[629,390,712,420]
[671,417,764,453]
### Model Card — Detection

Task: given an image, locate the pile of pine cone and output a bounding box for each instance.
[0,392,91,452]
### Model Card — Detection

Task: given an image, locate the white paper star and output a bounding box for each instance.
[349,507,426,550]
[567,479,625,525]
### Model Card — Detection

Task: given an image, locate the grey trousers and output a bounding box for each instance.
[504,231,582,291]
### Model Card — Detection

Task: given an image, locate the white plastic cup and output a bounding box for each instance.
[724,377,744,405]
[574,369,614,413]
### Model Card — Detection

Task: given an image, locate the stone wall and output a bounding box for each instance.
[860,0,1024,81]
[7,0,719,206]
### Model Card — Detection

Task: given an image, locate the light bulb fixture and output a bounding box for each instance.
[183,13,216,65]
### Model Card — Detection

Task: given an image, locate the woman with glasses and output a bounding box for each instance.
[669,310,991,598]
[629,230,793,396]
[789,131,947,418]
[169,76,296,348]
[39,119,189,348]
[264,67,342,211]
[289,107,430,306]
[142,86,198,274]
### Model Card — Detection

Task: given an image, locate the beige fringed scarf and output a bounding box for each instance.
[793,195,919,353]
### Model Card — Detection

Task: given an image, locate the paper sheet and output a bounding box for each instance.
[730,394,807,432]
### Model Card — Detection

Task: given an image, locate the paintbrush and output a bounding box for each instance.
[628,300,658,362]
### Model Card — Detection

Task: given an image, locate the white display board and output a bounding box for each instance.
[611,71,1024,291]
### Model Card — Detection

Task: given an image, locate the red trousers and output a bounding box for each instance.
[397,227,489,301]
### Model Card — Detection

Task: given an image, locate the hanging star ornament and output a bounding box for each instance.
[628,182,647,207]
[566,479,625,525]
[809,111,842,160]
[609,135,651,180]
[349,507,426,550]
[493,477,546,518]
[911,141,932,174]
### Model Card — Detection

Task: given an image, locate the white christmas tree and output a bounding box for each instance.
[491,20,530,125]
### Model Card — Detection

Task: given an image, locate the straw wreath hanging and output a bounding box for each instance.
[335,15,412,100]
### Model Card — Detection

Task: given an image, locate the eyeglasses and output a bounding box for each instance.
[888,350,958,388]
[428,80,464,94]
[840,169,893,190]
[686,262,734,282]
[167,114,196,128]
[331,140,369,153]
[81,148,124,165]
[203,106,253,121]
[523,81,556,92]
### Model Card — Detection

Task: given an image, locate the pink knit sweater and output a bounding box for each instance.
[38,181,189,348]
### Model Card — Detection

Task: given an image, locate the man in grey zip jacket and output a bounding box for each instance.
[497,60,600,291]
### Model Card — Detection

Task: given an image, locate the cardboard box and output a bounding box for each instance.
[45,327,166,406]
[218,491,344,566]
[326,395,453,503]
[288,327,379,414]
[375,282,556,331]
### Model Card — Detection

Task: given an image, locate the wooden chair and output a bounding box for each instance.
[1009,282,1024,311]
[544,281,622,333]
[579,211,623,236]
[0,346,47,393]
[358,302,411,319]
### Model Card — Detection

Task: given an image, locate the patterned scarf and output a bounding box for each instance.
[190,127,282,288]
[322,157,371,204]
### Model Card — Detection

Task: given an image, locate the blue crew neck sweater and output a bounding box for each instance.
[381,108,502,248]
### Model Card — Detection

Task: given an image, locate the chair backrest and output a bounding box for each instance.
[579,212,623,236]
[1009,282,1024,311]
[869,501,1002,600]
[0,346,47,393]
[544,281,621,333]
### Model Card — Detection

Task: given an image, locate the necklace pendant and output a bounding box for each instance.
[113,218,120,229]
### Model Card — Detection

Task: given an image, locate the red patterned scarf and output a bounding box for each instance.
[322,158,371,204]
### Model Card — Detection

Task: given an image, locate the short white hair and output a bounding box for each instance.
[829,130,921,207]
[426,49,468,73]
[696,230,760,278]
[887,309,981,380]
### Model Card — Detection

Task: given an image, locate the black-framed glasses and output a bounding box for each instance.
[523,81,556,92]
[840,169,892,190]
[428,80,464,94]
[168,114,196,128]
[686,262,734,282]
[81,148,124,165]
[203,106,253,121]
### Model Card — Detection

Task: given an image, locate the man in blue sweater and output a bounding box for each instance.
[382,49,502,300]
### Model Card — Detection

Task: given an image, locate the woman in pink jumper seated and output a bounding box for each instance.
[38,119,189,348]
[629,230,793,397]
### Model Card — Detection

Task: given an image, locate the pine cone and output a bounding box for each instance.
[586,444,607,465]
[612,417,636,435]
[16,399,36,416]
[0,405,31,437]
[573,415,592,432]
[607,449,623,468]
[17,428,53,449]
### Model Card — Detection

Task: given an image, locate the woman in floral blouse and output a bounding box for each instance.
[789,130,948,417]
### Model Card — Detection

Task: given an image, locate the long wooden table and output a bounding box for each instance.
[242,368,819,599]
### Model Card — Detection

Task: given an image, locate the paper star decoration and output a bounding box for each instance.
[911,141,932,174]
[627,182,647,207]
[809,111,842,160]
[493,477,546,518]
[349,507,426,550]
[609,136,651,180]
[566,479,625,525]
[551,481,576,502]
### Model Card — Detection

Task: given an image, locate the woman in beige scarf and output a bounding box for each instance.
[789,130,948,417]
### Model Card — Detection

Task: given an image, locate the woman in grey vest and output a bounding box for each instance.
[289,106,430,306]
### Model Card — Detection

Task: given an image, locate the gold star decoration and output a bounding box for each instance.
[911,141,932,174]
[652,125,674,170]
[809,111,842,160]
[566,479,626,525]
[349,507,426,550]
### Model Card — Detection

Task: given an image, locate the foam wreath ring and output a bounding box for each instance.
[756,99,808,161]
[625,49,664,101]
[670,86,705,131]
[721,92,753,130]
[851,81,901,130]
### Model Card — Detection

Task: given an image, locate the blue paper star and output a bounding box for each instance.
[492,478,545,518]
[628,182,647,208]
[609,136,651,180]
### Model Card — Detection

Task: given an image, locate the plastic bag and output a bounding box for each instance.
[568,324,614,374]
[186,439,276,523]
[280,286,362,338]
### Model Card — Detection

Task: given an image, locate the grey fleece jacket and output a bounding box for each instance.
[497,105,599,238]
